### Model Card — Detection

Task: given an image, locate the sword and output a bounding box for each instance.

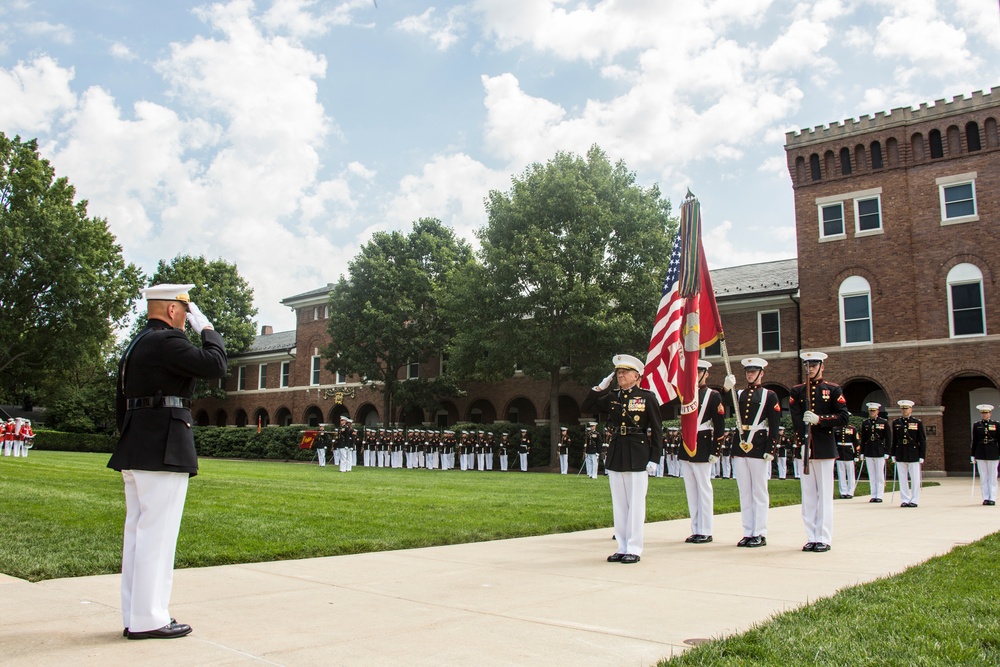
[803,375,812,476]
[971,457,977,499]
[890,459,897,505]
[854,457,865,496]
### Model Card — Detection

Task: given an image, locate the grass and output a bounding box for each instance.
[0,451,810,581]
[661,531,1000,666]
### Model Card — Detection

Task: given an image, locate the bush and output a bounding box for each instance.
[31,429,116,453]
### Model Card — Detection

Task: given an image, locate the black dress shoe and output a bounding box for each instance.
[123,628,128,637]
[812,543,831,552]
[127,620,192,640]
[685,534,699,543]
[844,495,853,499]
[802,542,817,552]
[692,535,713,544]
[874,498,883,503]
[747,536,766,548]
[607,552,625,562]
[869,498,878,503]
[620,554,640,564]
[737,537,751,547]
[988,500,996,506]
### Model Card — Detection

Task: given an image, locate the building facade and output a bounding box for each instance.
[195,87,999,474]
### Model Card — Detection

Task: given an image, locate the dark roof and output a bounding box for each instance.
[280,283,334,305]
[710,258,798,300]
[246,329,296,354]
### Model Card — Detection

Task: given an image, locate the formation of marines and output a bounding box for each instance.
[3,417,35,458]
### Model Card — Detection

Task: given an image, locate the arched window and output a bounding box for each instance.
[870,141,884,169]
[839,276,872,345]
[947,264,986,337]
[809,153,822,181]
[854,144,867,171]
[886,137,900,166]
[911,133,925,161]
[966,121,982,152]
[946,125,961,155]
[839,147,852,175]
[929,129,944,159]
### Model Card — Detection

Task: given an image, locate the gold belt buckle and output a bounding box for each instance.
[620,424,627,436]
[740,441,753,453]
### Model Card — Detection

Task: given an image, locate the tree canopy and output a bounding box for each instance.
[446,145,675,463]
[324,218,474,426]
[0,133,144,402]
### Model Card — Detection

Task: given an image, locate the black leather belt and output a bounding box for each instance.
[618,426,646,435]
[127,396,191,410]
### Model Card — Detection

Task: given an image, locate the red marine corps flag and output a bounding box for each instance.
[642,192,723,457]
[299,430,318,450]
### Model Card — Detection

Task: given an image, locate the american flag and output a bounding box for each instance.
[641,235,684,405]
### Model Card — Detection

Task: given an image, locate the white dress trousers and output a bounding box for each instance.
[977,459,999,502]
[120,469,189,633]
[800,458,835,545]
[836,460,856,496]
[896,461,922,504]
[608,470,649,556]
[681,460,713,537]
[733,457,770,537]
[865,456,887,500]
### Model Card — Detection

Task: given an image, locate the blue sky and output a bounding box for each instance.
[3,0,999,331]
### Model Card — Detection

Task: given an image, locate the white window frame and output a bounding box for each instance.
[757,310,781,353]
[817,202,846,241]
[311,355,321,386]
[947,263,987,338]
[335,370,346,385]
[937,173,978,225]
[407,358,419,379]
[854,194,883,236]
[702,339,722,358]
[839,276,873,346]
[237,366,247,391]
[280,361,290,388]
[258,363,267,390]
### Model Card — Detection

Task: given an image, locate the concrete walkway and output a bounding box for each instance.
[2,478,996,666]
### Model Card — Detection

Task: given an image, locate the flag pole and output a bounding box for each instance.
[720,337,743,432]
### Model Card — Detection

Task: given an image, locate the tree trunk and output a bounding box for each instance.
[549,369,561,467]
[382,381,393,428]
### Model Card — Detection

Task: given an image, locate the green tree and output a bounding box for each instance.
[42,344,119,434]
[141,255,258,397]
[324,218,474,426]
[0,133,144,401]
[446,145,675,465]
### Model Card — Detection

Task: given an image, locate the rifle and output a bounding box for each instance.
[803,375,812,476]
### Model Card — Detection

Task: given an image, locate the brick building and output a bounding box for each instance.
[783,86,1000,475]
[195,87,999,474]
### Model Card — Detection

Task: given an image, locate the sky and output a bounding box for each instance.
[2,0,999,332]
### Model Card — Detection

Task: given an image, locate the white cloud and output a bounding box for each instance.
[871,3,976,77]
[110,42,137,60]
[395,7,466,50]
[0,56,77,134]
[261,0,374,39]
[953,0,1000,49]
[19,20,73,45]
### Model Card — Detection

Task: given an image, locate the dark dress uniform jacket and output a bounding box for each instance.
[834,425,859,461]
[860,417,891,457]
[109,319,227,476]
[890,417,927,462]
[732,386,780,459]
[679,387,725,463]
[583,386,663,472]
[971,420,1000,460]
[789,379,851,460]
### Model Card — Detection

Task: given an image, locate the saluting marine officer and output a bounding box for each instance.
[860,402,891,502]
[891,400,926,507]
[108,284,227,640]
[972,404,999,505]
[790,351,850,553]
[727,358,780,548]
[680,359,727,544]
[582,354,663,563]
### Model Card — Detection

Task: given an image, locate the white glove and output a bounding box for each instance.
[708,454,719,463]
[891,456,896,463]
[971,456,976,463]
[919,458,924,464]
[594,372,615,391]
[883,454,889,460]
[723,374,737,391]
[859,454,865,461]
[802,410,820,425]
[186,302,213,333]
[763,453,774,462]
[645,461,657,475]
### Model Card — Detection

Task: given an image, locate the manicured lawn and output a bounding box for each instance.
[661,531,1000,666]
[0,451,809,581]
